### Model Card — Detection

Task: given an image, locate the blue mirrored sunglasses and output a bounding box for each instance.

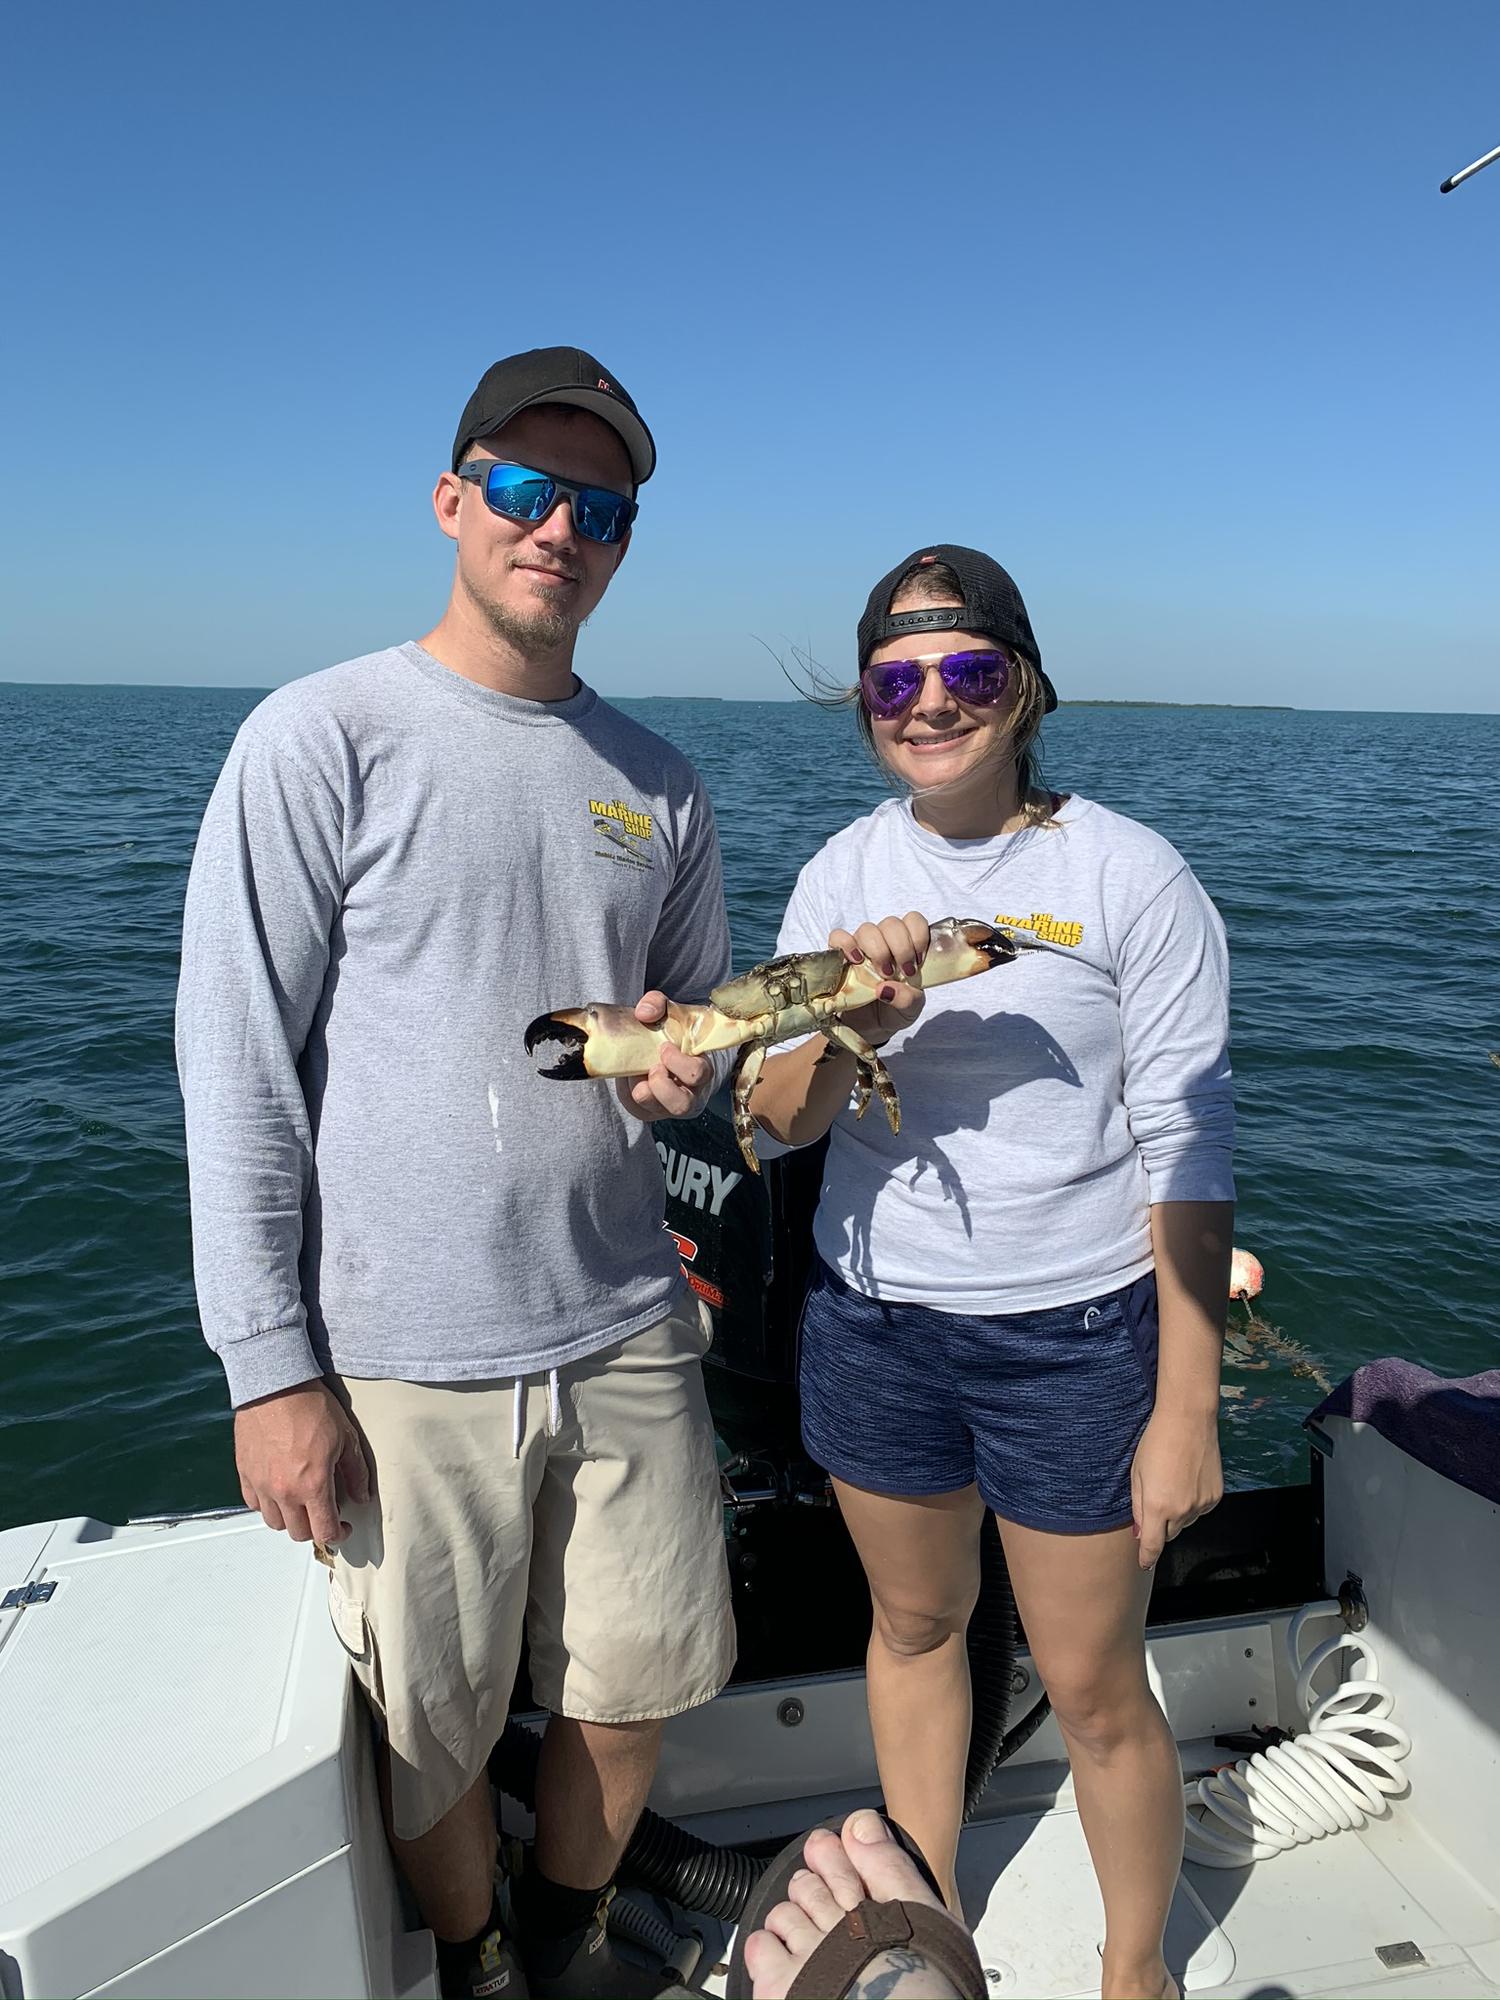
[456,460,638,545]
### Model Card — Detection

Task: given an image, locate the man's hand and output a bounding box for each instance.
[1130,1408,1223,1569]
[614,989,715,1122]
[234,1378,371,1545]
[829,913,930,1048]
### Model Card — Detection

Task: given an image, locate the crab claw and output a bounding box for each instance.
[525,1010,592,1080]
[919,917,1037,987]
[957,920,1025,967]
[524,1003,675,1079]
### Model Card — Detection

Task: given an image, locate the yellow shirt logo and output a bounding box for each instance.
[996,910,1085,949]
[589,798,654,872]
[589,798,653,841]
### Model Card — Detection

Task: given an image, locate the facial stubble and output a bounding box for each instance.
[465,563,585,655]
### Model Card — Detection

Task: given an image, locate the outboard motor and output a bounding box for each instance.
[652,1089,871,1678]
[654,1088,827,1472]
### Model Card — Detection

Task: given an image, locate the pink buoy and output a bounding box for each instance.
[1229,1248,1264,1301]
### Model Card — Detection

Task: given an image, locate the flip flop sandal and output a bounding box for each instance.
[724,1812,986,2000]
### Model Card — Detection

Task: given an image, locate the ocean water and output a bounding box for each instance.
[1,681,1496,1531]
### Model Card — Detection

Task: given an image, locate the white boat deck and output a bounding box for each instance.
[958,1787,1500,1998]
[676,1765,1500,1999]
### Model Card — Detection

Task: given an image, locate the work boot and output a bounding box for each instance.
[434,1900,528,1998]
[521,1886,695,1998]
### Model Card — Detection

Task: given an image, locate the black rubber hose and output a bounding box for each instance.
[962,1513,1052,1821]
[490,1720,765,1923]
[991,1686,1055,1769]
[609,1795,765,1922]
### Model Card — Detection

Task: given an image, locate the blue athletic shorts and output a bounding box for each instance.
[798,1261,1159,1534]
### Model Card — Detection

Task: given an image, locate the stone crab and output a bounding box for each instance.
[524,917,1029,1173]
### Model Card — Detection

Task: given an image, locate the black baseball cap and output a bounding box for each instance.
[451,346,656,485]
[858,544,1056,713]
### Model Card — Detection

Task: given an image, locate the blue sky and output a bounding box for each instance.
[2,2,1496,711]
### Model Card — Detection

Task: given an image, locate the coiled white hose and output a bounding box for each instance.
[1183,1600,1411,1867]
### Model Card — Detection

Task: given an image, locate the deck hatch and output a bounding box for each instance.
[1,1581,56,1610]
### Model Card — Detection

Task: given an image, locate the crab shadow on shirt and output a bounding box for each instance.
[822,1006,1081,1290]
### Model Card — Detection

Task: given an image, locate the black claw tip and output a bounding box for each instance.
[525,1013,589,1080]
[955,919,1024,966]
[975,931,1022,966]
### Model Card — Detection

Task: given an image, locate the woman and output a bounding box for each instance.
[748,544,1233,2000]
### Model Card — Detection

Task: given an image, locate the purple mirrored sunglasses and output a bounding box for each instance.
[859,648,1014,721]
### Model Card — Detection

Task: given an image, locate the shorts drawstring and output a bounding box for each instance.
[512,1367,565,1457]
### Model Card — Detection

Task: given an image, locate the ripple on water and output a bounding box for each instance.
[3,685,1497,1521]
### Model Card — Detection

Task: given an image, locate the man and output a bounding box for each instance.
[177,348,735,1999]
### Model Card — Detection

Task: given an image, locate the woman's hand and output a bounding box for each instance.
[1136,1199,1232,1568]
[829,912,931,1048]
[745,913,932,1149]
[1129,1408,1223,1569]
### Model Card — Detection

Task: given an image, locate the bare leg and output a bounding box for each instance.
[996,1518,1182,2000]
[378,1748,495,1942]
[533,1713,665,1888]
[833,1480,984,1912]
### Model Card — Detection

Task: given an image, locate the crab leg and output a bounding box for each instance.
[730,1043,770,1171]
[844,1047,873,1125]
[820,1019,898,1131]
[731,1018,899,1175]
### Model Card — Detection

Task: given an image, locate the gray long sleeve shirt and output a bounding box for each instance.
[176,642,731,1408]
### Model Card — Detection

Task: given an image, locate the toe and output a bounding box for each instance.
[765,1898,827,1960]
[801,1826,866,1912]
[742,1927,797,2000]
[840,1810,949,1914]
[787,1864,847,1933]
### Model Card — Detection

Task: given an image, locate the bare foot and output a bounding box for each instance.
[743,1809,970,1999]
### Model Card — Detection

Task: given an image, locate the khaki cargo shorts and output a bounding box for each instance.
[325,1298,735,1839]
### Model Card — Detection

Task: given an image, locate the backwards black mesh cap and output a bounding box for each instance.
[451,347,655,484]
[857,544,1056,713]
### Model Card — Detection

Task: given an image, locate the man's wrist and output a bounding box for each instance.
[237,1374,329,1413]
[222,1323,323,1411]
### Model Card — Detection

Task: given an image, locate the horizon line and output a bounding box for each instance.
[0,676,1495,721]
